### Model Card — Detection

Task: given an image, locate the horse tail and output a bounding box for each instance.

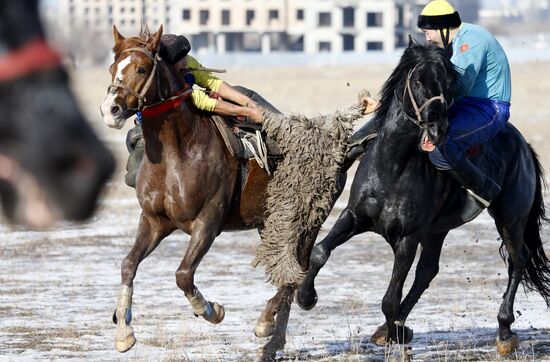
[521,145,550,306]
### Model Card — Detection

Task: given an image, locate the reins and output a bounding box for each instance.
[0,38,61,83]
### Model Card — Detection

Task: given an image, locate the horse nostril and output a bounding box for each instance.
[110,105,122,116]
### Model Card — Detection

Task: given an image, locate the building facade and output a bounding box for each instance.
[168,0,405,54]
[52,0,443,55]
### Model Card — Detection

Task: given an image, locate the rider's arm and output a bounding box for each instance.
[216,82,258,107]
[185,55,256,107]
[191,89,263,122]
[186,55,222,93]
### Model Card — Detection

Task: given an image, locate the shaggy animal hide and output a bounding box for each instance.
[252,103,365,287]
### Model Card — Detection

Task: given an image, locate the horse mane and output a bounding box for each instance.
[373,43,458,127]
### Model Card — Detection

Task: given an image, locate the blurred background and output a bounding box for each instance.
[39,0,550,67]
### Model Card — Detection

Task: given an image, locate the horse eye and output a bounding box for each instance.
[137,67,146,74]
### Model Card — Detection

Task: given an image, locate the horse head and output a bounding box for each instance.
[101,25,169,129]
[403,41,456,151]
[377,39,457,152]
[0,0,114,228]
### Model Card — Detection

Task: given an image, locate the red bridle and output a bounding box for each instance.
[0,38,61,83]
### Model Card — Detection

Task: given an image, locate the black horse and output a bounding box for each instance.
[0,0,114,228]
[297,41,550,355]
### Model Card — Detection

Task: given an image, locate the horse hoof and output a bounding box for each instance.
[203,302,225,324]
[399,325,414,344]
[370,324,387,346]
[296,288,317,311]
[255,320,275,338]
[370,324,413,345]
[115,333,136,353]
[497,334,518,356]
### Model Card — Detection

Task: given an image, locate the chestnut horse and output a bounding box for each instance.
[101,25,318,360]
[0,0,114,228]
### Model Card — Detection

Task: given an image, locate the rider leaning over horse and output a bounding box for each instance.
[125,33,272,187]
[350,0,511,222]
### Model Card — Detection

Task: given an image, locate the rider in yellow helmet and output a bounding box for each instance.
[348,0,511,222]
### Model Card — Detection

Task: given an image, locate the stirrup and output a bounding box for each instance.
[466,189,491,208]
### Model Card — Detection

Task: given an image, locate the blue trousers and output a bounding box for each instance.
[429,96,511,170]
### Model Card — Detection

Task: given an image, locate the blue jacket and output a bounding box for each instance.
[450,23,511,103]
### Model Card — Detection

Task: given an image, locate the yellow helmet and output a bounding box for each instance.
[417,0,462,30]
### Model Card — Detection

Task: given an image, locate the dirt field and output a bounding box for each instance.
[1,62,550,361]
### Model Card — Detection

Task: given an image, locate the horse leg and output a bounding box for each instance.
[297,207,367,310]
[258,284,295,362]
[175,220,225,324]
[380,235,419,344]
[255,287,286,337]
[494,220,529,355]
[114,213,175,353]
[371,232,447,345]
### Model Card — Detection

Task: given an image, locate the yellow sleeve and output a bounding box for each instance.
[186,55,222,92]
[191,89,217,112]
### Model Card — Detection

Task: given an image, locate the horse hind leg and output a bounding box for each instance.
[258,285,295,362]
[297,207,366,310]
[114,214,174,353]
[492,220,531,356]
[175,221,225,324]
[255,288,286,338]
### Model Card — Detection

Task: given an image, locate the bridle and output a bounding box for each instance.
[403,63,449,130]
[0,38,61,83]
[107,45,161,111]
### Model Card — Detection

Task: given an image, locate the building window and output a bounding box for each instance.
[269,9,279,20]
[318,41,331,52]
[200,9,209,25]
[366,41,384,51]
[246,9,255,26]
[221,10,230,25]
[367,12,383,27]
[318,12,331,27]
[343,7,355,27]
[182,9,191,20]
[296,9,304,20]
[342,34,354,51]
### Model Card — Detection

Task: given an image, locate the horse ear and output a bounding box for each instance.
[113,25,125,44]
[148,24,163,53]
[408,34,419,47]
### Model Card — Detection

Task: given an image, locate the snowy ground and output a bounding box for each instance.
[1,178,549,361]
[1,63,550,361]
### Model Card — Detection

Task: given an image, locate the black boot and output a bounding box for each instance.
[345,119,378,162]
[447,158,501,222]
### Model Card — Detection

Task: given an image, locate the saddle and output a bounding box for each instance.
[211,115,282,175]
